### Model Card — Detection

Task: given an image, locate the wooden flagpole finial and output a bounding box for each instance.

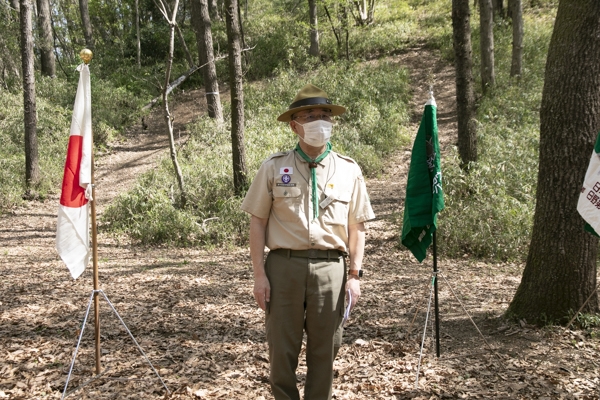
[79,48,93,64]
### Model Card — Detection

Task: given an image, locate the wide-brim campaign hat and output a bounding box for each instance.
[277,84,346,122]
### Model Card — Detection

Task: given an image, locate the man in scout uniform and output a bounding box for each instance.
[241,84,375,400]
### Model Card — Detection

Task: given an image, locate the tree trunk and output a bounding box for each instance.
[208,0,221,20]
[19,0,40,193]
[225,0,248,195]
[508,0,600,325]
[479,0,495,93]
[36,0,55,77]
[135,0,141,68]
[492,0,503,18]
[191,0,223,122]
[509,0,523,77]
[308,0,319,57]
[452,0,477,165]
[79,0,94,50]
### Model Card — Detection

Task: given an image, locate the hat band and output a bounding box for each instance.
[289,97,332,110]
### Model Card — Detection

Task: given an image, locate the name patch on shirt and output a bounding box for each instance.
[276,183,297,187]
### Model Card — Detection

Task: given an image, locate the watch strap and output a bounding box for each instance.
[348,269,363,278]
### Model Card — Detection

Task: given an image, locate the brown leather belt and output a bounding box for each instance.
[272,248,345,260]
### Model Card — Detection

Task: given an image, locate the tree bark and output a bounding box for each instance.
[135,0,141,68]
[191,0,223,122]
[452,0,477,165]
[308,0,319,57]
[225,0,247,195]
[78,0,94,50]
[19,0,40,193]
[208,0,221,20]
[36,0,55,77]
[492,0,503,18]
[509,0,523,77]
[479,0,495,93]
[508,0,600,325]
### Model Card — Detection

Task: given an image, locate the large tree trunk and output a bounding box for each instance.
[479,0,495,93]
[509,0,523,77]
[191,0,223,122]
[308,0,319,57]
[225,0,247,195]
[79,0,94,50]
[19,0,40,194]
[508,0,600,325]
[452,0,477,165]
[36,0,55,77]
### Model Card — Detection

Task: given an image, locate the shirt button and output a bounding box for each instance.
[311,242,315,246]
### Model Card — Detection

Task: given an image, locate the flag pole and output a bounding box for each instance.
[79,48,101,375]
[433,231,440,357]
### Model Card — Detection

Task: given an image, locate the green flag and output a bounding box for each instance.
[401,96,444,262]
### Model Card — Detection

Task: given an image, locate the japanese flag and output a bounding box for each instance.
[56,64,93,279]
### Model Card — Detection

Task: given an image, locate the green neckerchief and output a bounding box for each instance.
[295,142,332,220]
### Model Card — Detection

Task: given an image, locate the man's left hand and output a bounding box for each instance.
[346,277,360,310]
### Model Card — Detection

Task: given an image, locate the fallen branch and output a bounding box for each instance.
[142,47,255,111]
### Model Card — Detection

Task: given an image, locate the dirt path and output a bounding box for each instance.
[1,48,599,399]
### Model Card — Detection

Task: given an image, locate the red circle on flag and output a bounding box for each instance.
[284,168,289,173]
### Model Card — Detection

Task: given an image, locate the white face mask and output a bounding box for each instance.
[297,120,333,147]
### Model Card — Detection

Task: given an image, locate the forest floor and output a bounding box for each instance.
[1,46,600,400]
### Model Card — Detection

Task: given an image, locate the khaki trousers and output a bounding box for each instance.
[265,250,346,400]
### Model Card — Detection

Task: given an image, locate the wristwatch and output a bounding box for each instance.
[348,269,363,279]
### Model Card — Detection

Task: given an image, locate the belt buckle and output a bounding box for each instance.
[308,249,319,259]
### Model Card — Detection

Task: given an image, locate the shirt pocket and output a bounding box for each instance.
[272,186,303,222]
[322,189,352,226]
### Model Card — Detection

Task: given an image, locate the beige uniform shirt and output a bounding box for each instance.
[241,148,375,252]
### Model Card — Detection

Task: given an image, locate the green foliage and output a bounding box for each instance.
[570,312,600,330]
[0,78,72,208]
[436,6,556,261]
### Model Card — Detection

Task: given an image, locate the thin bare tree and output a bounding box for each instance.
[155,0,187,208]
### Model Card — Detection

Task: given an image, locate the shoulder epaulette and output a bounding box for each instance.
[266,150,291,161]
[334,152,358,165]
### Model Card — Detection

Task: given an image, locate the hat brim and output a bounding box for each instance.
[277,104,346,122]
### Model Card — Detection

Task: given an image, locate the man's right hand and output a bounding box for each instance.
[253,274,271,311]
